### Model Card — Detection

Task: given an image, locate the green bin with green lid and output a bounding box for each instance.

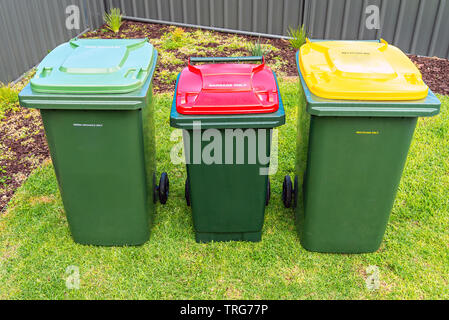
[282,39,441,253]
[19,38,169,246]
[170,56,285,243]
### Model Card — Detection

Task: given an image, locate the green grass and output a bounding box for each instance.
[0,80,448,299]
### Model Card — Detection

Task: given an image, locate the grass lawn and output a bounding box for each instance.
[0,79,448,300]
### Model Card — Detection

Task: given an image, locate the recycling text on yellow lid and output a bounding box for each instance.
[298,39,428,101]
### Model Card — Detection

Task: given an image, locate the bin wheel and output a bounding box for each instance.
[282,175,293,208]
[185,178,191,206]
[265,178,271,206]
[293,175,298,208]
[159,172,169,204]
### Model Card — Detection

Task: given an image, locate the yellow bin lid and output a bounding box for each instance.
[298,39,428,100]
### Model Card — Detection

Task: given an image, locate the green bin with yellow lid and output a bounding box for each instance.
[282,39,440,253]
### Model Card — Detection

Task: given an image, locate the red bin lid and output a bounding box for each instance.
[176,58,279,115]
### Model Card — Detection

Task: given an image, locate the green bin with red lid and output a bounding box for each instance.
[18,38,169,246]
[170,56,285,243]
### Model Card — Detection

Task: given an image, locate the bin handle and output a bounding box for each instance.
[189,56,264,63]
[379,38,389,51]
[188,56,265,73]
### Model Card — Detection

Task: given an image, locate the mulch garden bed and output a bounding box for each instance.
[0,19,448,212]
[408,55,449,96]
[79,20,297,93]
[0,108,49,211]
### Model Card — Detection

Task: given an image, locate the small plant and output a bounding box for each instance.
[0,166,9,187]
[287,24,307,49]
[0,84,19,120]
[0,85,18,105]
[171,27,185,42]
[103,8,123,33]
[161,38,183,50]
[246,37,270,56]
[161,27,189,50]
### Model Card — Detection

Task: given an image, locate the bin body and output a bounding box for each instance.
[184,127,272,242]
[299,115,417,252]
[19,39,158,246]
[295,40,440,253]
[170,57,285,242]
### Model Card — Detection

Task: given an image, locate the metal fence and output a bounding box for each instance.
[304,0,449,58]
[0,0,105,84]
[105,0,305,37]
[1,0,449,84]
[109,0,449,59]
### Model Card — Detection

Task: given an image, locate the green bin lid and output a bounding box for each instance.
[30,38,155,94]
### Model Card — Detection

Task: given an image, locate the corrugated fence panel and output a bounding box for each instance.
[303,0,449,58]
[281,0,303,35]
[0,0,93,84]
[0,2,20,81]
[114,0,305,33]
[429,0,449,58]
[2,0,449,83]
[85,0,106,29]
[305,0,380,40]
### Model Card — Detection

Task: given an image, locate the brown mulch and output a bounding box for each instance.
[0,20,448,212]
[408,55,449,96]
[0,108,49,211]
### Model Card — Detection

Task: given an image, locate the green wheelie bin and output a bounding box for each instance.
[282,39,441,253]
[19,38,169,246]
[170,56,285,243]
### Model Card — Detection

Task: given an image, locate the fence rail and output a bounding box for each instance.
[1,0,449,83]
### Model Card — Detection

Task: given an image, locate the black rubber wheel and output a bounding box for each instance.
[265,178,271,206]
[282,175,293,208]
[293,175,298,208]
[158,172,169,204]
[185,178,191,206]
